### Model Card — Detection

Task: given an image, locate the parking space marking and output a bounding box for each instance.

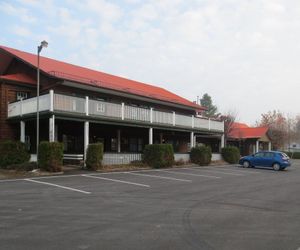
[25,179,91,194]
[127,172,192,182]
[157,169,221,179]
[199,167,260,174]
[187,168,244,176]
[82,174,150,188]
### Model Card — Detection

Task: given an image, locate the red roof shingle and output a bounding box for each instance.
[229,122,269,139]
[0,45,203,110]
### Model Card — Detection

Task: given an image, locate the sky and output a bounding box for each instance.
[1,0,300,125]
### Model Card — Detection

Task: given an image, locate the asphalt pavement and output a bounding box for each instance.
[1,161,300,250]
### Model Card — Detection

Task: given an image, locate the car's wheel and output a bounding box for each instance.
[243,161,250,168]
[273,163,281,171]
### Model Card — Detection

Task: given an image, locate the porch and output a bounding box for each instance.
[8,90,224,165]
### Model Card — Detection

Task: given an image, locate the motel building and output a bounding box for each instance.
[0,45,224,165]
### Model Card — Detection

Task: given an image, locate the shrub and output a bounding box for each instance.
[39,141,64,172]
[85,143,104,170]
[221,146,240,164]
[0,140,30,168]
[190,146,212,166]
[284,151,300,159]
[142,144,174,168]
[6,162,37,171]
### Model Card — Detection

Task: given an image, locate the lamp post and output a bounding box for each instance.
[36,40,48,166]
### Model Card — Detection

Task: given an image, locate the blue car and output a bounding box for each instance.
[239,151,291,171]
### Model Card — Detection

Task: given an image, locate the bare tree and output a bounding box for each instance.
[220,110,238,146]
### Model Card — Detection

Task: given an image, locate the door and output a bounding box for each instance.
[252,152,265,166]
[262,152,274,167]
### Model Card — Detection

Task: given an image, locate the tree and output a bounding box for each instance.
[200,93,219,118]
[256,110,288,150]
[220,110,238,145]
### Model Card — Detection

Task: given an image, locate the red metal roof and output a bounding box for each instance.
[0,73,36,85]
[0,45,203,110]
[229,122,269,139]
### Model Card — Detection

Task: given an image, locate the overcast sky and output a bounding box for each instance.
[1,0,299,125]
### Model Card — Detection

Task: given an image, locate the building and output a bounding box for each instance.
[0,45,224,165]
[227,122,271,156]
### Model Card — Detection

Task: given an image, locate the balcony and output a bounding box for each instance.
[8,91,224,132]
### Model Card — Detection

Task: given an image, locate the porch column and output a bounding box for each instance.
[256,140,259,153]
[268,141,272,151]
[49,115,55,142]
[20,121,25,143]
[190,131,194,149]
[84,121,89,163]
[159,133,163,143]
[221,134,225,148]
[117,129,121,153]
[149,128,153,145]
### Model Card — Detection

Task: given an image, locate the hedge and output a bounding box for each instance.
[39,141,64,172]
[143,144,174,168]
[85,143,104,170]
[221,146,240,164]
[284,151,300,159]
[0,140,30,168]
[190,146,212,166]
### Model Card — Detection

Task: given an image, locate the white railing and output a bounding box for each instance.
[7,90,224,132]
[7,94,50,118]
[54,94,85,113]
[102,153,142,165]
[194,117,210,130]
[176,114,192,127]
[152,110,173,125]
[89,99,122,119]
[124,105,150,122]
[210,120,224,131]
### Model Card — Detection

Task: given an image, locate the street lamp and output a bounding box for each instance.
[36,40,48,167]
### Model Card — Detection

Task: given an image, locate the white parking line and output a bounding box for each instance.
[82,174,150,188]
[187,168,244,176]
[157,169,221,179]
[199,167,260,174]
[127,172,192,182]
[25,179,91,194]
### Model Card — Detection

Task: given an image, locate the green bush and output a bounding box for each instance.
[284,151,300,159]
[142,144,174,168]
[85,143,104,170]
[39,141,63,172]
[221,146,240,164]
[6,162,37,171]
[190,146,212,166]
[0,140,30,168]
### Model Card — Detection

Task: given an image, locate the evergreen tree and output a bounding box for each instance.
[200,93,218,118]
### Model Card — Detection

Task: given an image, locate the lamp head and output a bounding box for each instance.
[38,40,48,53]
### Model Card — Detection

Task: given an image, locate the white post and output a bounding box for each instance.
[221,134,225,148]
[20,121,25,143]
[20,98,23,116]
[256,140,259,153]
[268,141,272,151]
[85,96,89,116]
[191,115,194,128]
[84,121,89,164]
[49,89,54,112]
[190,131,194,149]
[117,129,121,153]
[208,118,211,130]
[150,108,153,123]
[49,115,55,142]
[193,135,196,148]
[149,127,153,145]
[121,102,125,120]
[173,111,176,126]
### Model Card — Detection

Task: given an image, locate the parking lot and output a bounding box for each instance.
[1,161,300,250]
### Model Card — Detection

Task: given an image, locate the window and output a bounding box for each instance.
[97,103,105,113]
[264,152,273,158]
[16,92,28,101]
[255,153,264,157]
